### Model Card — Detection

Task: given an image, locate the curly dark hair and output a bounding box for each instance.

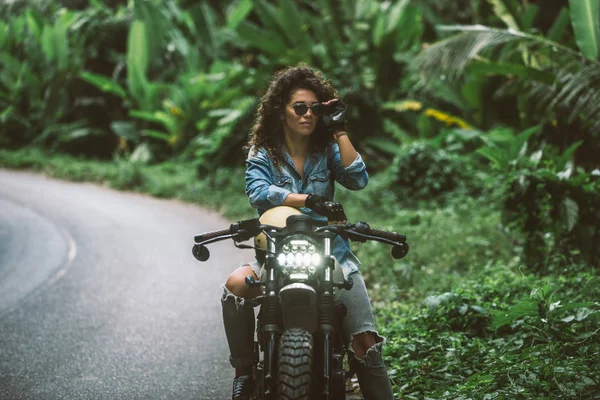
[244,63,338,167]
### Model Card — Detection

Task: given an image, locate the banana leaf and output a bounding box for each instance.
[569,0,600,60]
[547,7,571,42]
[126,19,149,110]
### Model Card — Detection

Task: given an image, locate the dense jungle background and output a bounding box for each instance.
[1,0,599,398]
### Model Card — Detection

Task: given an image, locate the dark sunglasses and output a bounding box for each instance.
[292,102,324,116]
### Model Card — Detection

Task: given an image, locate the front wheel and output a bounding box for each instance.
[277,328,313,399]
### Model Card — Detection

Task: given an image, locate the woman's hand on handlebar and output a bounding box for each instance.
[305,194,347,225]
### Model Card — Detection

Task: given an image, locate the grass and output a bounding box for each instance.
[1,147,598,399]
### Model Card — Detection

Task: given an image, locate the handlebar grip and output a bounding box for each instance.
[368,228,406,243]
[194,227,232,243]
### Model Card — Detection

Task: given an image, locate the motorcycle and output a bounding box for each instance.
[192,206,409,399]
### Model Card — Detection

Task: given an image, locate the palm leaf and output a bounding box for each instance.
[414,26,523,81]
[412,25,600,128]
[413,25,581,79]
[468,61,554,84]
[520,63,600,126]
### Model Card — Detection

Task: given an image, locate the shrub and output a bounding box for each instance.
[503,167,600,271]
[388,141,481,201]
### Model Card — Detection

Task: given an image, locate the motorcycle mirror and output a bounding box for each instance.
[391,243,409,259]
[192,244,210,262]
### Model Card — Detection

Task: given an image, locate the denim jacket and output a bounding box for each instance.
[245,142,369,278]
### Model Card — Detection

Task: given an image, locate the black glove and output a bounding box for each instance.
[321,100,347,133]
[305,194,347,222]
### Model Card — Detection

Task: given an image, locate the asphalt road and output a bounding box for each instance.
[0,169,250,399]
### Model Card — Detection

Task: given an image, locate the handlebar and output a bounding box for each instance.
[193,216,409,262]
[194,227,233,243]
[368,228,406,243]
[194,218,262,243]
[338,221,406,243]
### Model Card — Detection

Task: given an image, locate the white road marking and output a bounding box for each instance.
[47,227,77,286]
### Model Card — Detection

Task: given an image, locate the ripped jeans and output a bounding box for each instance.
[222,267,395,399]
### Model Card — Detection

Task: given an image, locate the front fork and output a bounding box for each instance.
[320,234,351,399]
[319,253,336,399]
[262,252,280,400]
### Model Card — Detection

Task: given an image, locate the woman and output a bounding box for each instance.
[221,64,394,400]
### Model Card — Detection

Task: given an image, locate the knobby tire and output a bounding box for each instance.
[277,328,313,399]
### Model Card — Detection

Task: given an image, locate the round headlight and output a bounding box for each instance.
[287,253,296,265]
[277,253,286,265]
[303,253,312,266]
[312,253,321,266]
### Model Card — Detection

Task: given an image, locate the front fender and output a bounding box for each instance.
[279,283,318,333]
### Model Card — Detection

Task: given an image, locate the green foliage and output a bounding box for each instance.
[503,166,600,270]
[387,141,481,200]
[377,263,600,399]
[569,0,600,60]
[412,18,600,132]
[475,125,541,171]
[80,71,127,99]
[336,179,514,293]
[0,6,86,147]
[467,124,600,270]
[487,0,523,30]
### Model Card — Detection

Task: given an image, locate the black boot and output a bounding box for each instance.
[232,375,255,400]
[222,295,256,368]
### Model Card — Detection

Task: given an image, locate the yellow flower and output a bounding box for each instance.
[424,108,472,129]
